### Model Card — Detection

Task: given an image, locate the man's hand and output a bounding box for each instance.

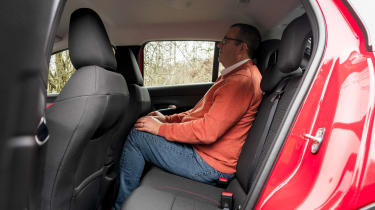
[135,116,163,135]
[147,111,166,123]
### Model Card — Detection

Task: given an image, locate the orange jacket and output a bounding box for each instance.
[158,61,263,174]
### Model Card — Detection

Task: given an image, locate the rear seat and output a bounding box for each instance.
[255,39,280,74]
[122,14,312,210]
[116,46,152,124]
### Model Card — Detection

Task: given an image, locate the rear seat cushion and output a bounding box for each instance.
[139,167,223,205]
[122,167,224,209]
[124,186,220,210]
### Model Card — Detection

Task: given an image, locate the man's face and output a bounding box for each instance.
[217,27,243,68]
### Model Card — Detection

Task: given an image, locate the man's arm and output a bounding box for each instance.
[158,75,255,144]
[147,111,167,122]
[135,116,162,134]
[136,106,196,133]
[147,108,194,123]
[164,109,194,123]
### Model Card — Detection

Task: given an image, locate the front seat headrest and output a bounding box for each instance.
[69,8,117,71]
[116,47,144,86]
[261,14,311,92]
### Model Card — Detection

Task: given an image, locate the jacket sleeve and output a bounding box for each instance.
[165,109,193,123]
[158,75,254,144]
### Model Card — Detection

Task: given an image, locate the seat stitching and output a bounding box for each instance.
[55,93,126,103]
[170,195,177,210]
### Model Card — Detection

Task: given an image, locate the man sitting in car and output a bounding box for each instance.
[114,23,263,209]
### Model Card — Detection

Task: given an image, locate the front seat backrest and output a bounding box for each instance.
[41,8,130,210]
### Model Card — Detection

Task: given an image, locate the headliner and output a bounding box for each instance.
[53,0,304,52]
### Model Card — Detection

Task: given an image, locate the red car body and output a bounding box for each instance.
[257,0,375,209]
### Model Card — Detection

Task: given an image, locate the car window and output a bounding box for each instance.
[48,50,76,94]
[143,41,222,87]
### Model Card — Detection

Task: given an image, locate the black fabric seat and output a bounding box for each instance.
[255,39,280,74]
[40,8,131,210]
[122,14,312,210]
[126,186,221,210]
[139,167,224,205]
[107,47,153,207]
[116,46,152,124]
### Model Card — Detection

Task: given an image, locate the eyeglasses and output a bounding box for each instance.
[220,37,246,45]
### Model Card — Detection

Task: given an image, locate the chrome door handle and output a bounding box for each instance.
[304,128,325,154]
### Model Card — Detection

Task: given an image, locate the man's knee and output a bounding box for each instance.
[126,127,139,142]
[128,127,139,137]
[126,127,148,149]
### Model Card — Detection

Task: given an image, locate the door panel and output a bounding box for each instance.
[148,83,212,114]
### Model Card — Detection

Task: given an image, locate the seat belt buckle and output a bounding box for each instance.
[218,177,229,188]
[221,192,233,210]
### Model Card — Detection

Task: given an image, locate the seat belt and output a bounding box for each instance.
[246,77,289,192]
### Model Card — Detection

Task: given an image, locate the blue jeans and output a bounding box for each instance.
[114,128,234,210]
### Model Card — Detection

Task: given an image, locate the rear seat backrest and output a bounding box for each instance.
[233,14,312,200]
[111,47,152,192]
[116,46,152,124]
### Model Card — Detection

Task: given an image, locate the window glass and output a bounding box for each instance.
[48,50,76,94]
[143,41,216,86]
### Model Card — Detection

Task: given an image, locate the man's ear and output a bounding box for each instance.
[241,42,248,54]
[241,42,248,51]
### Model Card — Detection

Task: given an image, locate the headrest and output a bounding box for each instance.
[276,14,311,73]
[116,47,144,86]
[255,39,280,75]
[69,8,117,71]
[260,14,311,92]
